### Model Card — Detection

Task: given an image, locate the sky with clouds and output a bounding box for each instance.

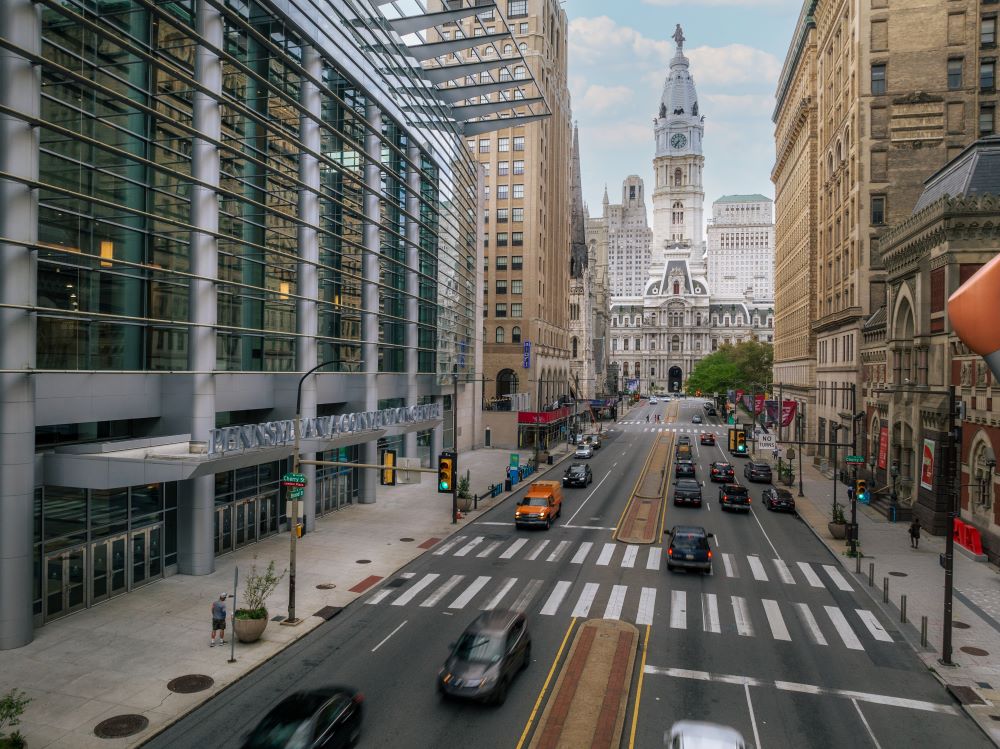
[567,0,803,219]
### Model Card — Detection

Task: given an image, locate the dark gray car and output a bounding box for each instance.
[673,478,702,506]
[438,610,531,705]
[666,526,714,573]
[743,461,773,483]
[562,463,593,487]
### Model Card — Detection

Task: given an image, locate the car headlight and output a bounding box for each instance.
[479,675,497,689]
[464,678,482,688]
[515,512,521,518]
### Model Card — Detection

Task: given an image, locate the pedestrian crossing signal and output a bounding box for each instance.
[438,452,455,493]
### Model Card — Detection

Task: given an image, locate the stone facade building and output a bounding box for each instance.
[707,195,775,301]
[604,176,654,298]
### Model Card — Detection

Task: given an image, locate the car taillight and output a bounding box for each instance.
[667,547,673,556]
[352,692,365,704]
[707,550,712,559]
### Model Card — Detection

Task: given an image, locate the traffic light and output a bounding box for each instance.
[736,432,747,454]
[855,479,868,504]
[438,452,455,493]
[380,449,396,486]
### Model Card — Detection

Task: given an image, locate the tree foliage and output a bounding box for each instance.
[685,340,773,395]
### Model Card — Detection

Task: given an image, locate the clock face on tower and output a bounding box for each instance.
[671,133,687,149]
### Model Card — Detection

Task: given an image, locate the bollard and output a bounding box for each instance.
[883,577,889,603]
[868,562,875,587]
[900,594,907,624]
[474,493,479,510]
[856,552,862,574]
[921,616,928,647]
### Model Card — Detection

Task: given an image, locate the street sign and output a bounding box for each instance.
[522,340,531,369]
[282,472,307,487]
[757,434,775,451]
[846,455,865,463]
[509,453,520,469]
[289,487,305,499]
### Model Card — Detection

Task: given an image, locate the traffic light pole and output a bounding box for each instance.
[452,371,459,524]
[850,383,858,558]
[941,385,958,666]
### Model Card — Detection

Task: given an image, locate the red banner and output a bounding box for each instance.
[517,406,570,424]
[877,425,889,470]
[780,400,798,427]
[735,389,744,402]
[753,394,766,414]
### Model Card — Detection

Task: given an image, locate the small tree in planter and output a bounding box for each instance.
[0,688,31,749]
[828,502,847,539]
[457,472,473,512]
[234,558,286,643]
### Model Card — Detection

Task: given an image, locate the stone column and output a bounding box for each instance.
[0,0,39,650]
[178,0,222,576]
[297,46,321,530]
[403,144,421,458]
[359,104,382,503]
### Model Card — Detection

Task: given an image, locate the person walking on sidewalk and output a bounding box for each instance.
[211,593,228,647]
[909,517,922,549]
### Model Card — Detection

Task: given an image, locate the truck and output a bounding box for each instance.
[514,480,564,530]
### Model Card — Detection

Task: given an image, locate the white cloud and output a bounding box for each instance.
[686,45,781,87]
[578,85,634,115]
[701,93,775,119]
[569,16,672,69]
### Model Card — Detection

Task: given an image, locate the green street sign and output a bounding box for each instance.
[282,472,307,487]
[509,453,520,469]
[289,487,305,499]
[845,455,865,463]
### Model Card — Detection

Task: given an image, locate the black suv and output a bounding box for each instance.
[763,487,796,512]
[709,461,735,483]
[718,483,751,512]
[675,460,696,478]
[677,435,692,446]
[743,461,773,483]
[438,610,531,705]
[673,479,702,506]
[562,463,593,488]
[666,525,714,573]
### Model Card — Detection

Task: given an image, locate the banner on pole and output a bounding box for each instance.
[877,425,889,470]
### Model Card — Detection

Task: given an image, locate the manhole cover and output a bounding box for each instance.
[400,537,415,542]
[316,583,336,590]
[960,646,990,657]
[954,621,971,629]
[356,559,371,564]
[94,714,149,739]
[948,684,987,705]
[888,571,907,577]
[167,675,214,694]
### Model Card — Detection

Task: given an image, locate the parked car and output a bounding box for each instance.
[438,611,531,705]
[666,526,714,573]
[574,444,594,459]
[691,414,703,424]
[650,397,658,405]
[699,432,715,445]
[743,460,773,483]
[763,486,796,512]
[562,463,593,488]
[514,481,563,529]
[665,721,747,749]
[240,686,363,749]
[718,483,751,512]
[590,434,602,449]
[673,478,702,506]
[709,461,735,482]
[675,460,696,478]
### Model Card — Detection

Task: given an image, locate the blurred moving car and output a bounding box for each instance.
[665,720,747,749]
[675,460,696,478]
[650,397,659,404]
[691,414,703,424]
[438,610,531,705]
[699,433,715,445]
[709,462,734,482]
[666,526,714,573]
[240,687,363,749]
[763,486,796,512]
[673,478,702,506]
[718,483,751,512]
[743,460,773,483]
[589,434,602,449]
[562,463,593,488]
[574,444,594,459]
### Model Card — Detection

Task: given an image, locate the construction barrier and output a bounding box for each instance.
[953,518,986,555]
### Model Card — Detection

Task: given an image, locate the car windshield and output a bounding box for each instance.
[676,480,699,490]
[521,497,549,507]
[453,632,505,664]
[727,487,749,496]
[713,464,731,470]
[672,534,708,550]
[244,713,315,749]
[569,467,585,475]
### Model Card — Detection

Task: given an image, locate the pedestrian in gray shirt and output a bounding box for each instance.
[211,593,227,647]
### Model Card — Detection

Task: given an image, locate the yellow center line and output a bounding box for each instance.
[515,617,578,749]
[627,623,652,748]
[613,433,660,540]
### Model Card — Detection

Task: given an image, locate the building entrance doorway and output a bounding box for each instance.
[130,525,162,588]
[668,366,683,393]
[216,494,279,555]
[91,535,127,604]
[45,547,86,620]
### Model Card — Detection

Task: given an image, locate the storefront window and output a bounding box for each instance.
[91,488,129,537]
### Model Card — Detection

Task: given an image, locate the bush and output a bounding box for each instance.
[0,689,30,745]
[832,502,846,524]
[237,558,286,620]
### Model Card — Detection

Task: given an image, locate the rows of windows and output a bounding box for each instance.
[494,325,523,343]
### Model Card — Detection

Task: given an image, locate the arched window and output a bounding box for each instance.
[672,201,684,225]
[671,335,681,352]
[571,337,578,358]
[518,42,527,54]
[514,66,527,80]
[512,326,521,343]
[673,168,682,186]
[673,281,680,295]
[503,43,513,56]
[496,368,518,397]
[495,326,505,343]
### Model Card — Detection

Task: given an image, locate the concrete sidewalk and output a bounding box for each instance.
[0,440,589,749]
[787,457,1000,745]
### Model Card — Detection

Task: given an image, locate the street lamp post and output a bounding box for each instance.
[452,369,459,524]
[796,409,805,497]
[286,359,337,625]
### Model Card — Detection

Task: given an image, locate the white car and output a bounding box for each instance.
[574,444,594,459]
[665,721,747,749]
[650,397,658,404]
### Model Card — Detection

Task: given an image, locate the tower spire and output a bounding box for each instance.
[569,124,587,278]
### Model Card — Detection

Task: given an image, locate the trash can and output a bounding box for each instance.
[547,455,554,465]
[505,479,512,492]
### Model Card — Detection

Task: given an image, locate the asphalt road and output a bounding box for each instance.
[146,398,987,749]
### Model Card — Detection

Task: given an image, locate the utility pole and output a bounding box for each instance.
[452,368,459,524]
[941,385,958,666]
[850,383,858,558]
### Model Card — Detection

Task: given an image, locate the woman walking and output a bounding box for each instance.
[909,517,921,549]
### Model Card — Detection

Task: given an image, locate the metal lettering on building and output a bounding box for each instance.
[207,403,442,456]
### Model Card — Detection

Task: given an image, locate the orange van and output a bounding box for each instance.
[514,480,563,530]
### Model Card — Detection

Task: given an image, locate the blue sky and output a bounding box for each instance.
[567,0,803,218]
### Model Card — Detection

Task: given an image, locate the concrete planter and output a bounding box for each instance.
[233,612,268,643]
[828,522,847,540]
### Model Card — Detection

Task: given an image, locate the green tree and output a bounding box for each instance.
[685,340,774,395]
[728,339,774,388]
[684,350,741,395]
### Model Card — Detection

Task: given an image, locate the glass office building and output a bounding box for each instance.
[0,0,546,648]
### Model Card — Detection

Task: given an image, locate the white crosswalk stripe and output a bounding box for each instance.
[722,553,738,578]
[646,548,662,571]
[421,575,464,607]
[510,579,544,612]
[392,573,439,606]
[454,537,483,557]
[822,565,854,592]
[702,593,721,634]
[499,538,527,559]
[540,581,572,616]
[637,588,656,625]
[481,578,517,610]
[366,588,394,605]
[621,545,639,568]
[604,585,628,620]
[546,540,572,563]
[596,543,616,566]
[793,602,828,646]
[856,609,893,642]
[476,540,503,558]
[571,541,593,564]
[433,537,465,556]
[773,559,796,585]
[732,596,754,636]
[447,575,490,609]
[670,590,687,629]
[762,599,791,641]
[526,540,550,561]
[572,582,600,618]
[797,561,825,587]
[748,556,769,582]
[825,605,864,650]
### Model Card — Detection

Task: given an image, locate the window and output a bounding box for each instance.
[512,207,524,222]
[513,160,524,174]
[497,185,509,199]
[496,255,507,270]
[948,58,964,90]
[496,280,507,294]
[514,66,527,80]
[479,8,494,19]
[871,195,886,225]
[980,104,995,134]
[512,232,524,246]
[519,22,528,34]
[498,161,509,176]
[871,64,886,95]
[984,16,997,46]
[479,138,490,153]
[511,303,522,317]
[495,303,507,318]
[511,279,523,294]
[512,255,523,270]
[497,232,508,247]
[495,326,505,343]
[508,0,527,17]
[513,184,524,199]
[982,59,996,90]
[497,208,508,223]
[513,136,525,151]
[511,326,521,342]
[503,43,512,56]
[498,137,510,152]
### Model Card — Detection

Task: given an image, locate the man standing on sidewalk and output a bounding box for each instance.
[211,593,228,647]
[909,517,922,549]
